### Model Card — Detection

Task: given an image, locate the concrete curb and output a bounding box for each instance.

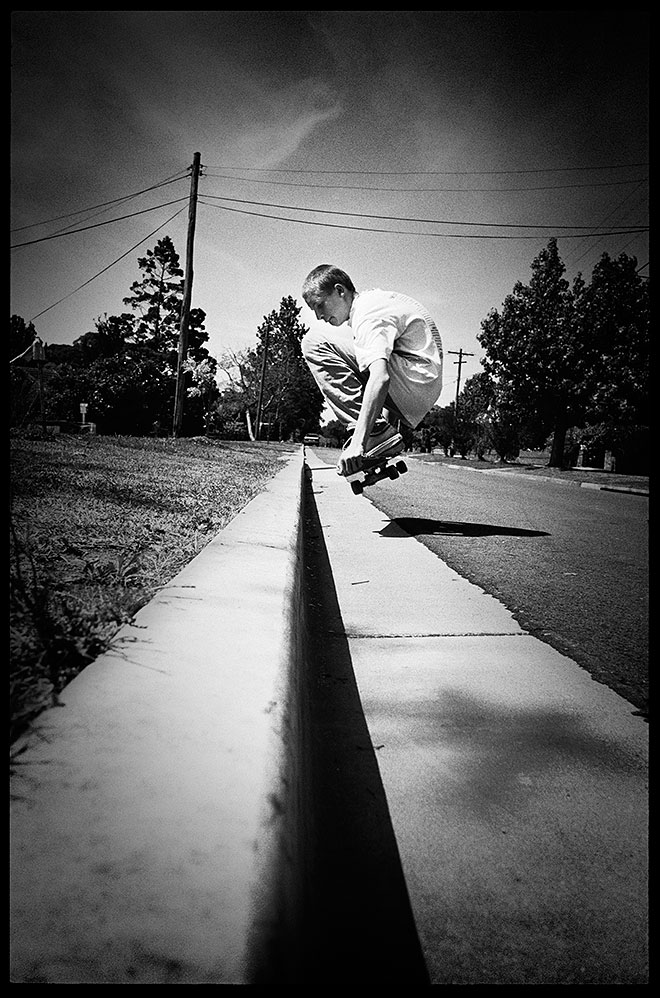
[307,449,648,984]
[10,447,310,985]
[578,481,649,496]
[435,460,649,496]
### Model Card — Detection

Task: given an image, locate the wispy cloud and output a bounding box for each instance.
[222,79,342,167]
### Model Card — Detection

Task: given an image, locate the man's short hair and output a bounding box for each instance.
[302,265,356,305]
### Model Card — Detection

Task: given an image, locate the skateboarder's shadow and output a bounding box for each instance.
[379,516,550,538]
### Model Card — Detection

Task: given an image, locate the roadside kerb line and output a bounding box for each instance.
[438,461,649,495]
[11,447,311,985]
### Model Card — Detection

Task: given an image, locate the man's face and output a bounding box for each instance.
[311,285,352,326]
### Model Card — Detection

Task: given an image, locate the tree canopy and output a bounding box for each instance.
[10,237,219,436]
[212,296,324,441]
[478,239,649,467]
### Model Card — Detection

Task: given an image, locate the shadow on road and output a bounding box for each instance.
[378,516,550,538]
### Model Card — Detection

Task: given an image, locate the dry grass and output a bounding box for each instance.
[10,431,296,743]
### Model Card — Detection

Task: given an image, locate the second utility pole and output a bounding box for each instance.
[448,347,474,446]
[173,152,201,437]
[448,347,474,414]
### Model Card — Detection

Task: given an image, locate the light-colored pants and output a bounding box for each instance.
[301,328,437,431]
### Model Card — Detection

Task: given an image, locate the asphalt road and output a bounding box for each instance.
[328,452,649,717]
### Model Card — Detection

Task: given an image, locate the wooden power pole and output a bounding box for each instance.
[448,348,474,414]
[172,152,201,437]
[255,325,270,441]
[448,348,474,446]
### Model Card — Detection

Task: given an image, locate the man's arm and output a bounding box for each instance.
[336,358,390,476]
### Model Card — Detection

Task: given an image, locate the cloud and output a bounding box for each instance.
[222,79,342,167]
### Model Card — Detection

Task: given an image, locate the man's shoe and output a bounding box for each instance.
[364,425,404,461]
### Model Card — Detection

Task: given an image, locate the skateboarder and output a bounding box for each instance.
[301,264,444,477]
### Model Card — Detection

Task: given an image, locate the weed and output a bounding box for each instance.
[10,432,294,743]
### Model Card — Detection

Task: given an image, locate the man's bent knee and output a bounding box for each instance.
[301,329,326,361]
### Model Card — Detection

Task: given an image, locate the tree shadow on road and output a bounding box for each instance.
[378,517,550,538]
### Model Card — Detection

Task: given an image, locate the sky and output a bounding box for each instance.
[11,11,649,412]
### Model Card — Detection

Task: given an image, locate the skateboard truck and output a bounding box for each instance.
[347,455,408,495]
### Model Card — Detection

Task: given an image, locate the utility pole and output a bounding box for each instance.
[173,152,201,437]
[255,325,270,441]
[448,348,474,445]
[32,337,46,434]
[448,348,474,413]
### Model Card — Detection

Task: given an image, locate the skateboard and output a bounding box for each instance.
[346,455,408,495]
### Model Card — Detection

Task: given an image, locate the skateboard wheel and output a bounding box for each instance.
[351,480,363,495]
[387,467,399,480]
[396,461,407,473]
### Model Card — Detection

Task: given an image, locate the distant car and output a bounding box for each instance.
[303,434,320,446]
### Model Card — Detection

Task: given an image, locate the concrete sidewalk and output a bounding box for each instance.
[10,444,648,984]
[10,449,310,985]
[306,448,648,985]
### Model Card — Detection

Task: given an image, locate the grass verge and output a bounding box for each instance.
[10,431,296,744]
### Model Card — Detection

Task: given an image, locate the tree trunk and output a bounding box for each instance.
[245,408,256,442]
[548,417,568,468]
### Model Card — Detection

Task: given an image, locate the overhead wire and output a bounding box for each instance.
[43,174,190,240]
[10,171,190,233]
[199,197,647,239]
[205,162,648,175]
[203,172,648,194]
[29,205,187,322]
[11,197,190,249]
[12,169,193,327]
[13,159,648,328]
[563,182,649,268]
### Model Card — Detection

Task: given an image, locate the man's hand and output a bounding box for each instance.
[336,437,365,477]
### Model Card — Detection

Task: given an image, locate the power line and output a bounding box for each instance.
[206,162,648,176]
[10,172,189,233]
[199,199,647,240]
[29,205,187,322]
[563,183,648,268]
[11,198,190,248]
[204,172,649,194]
[201,192,646,232]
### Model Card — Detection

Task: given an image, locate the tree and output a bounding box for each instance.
[181,356,221,436]
[122,234,215,374]
[86,354,174,434]
[419,405,454,455]
[478,240,649,469]
[214,297,324,441]
[74,313,135,365]
[254,296,324,441]
[566,251,649,473]
[458,372,496,459]
[320,419,350,447]
[10,316,45,427]
[36,361,97,426]
[122,236,183,352]
[480,239,596,467]
[11,236,222,435]
[211,346,261,438]
[10,315,38,361]
[580,253,649,431]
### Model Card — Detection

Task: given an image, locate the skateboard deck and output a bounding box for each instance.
[347,455,408,495]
